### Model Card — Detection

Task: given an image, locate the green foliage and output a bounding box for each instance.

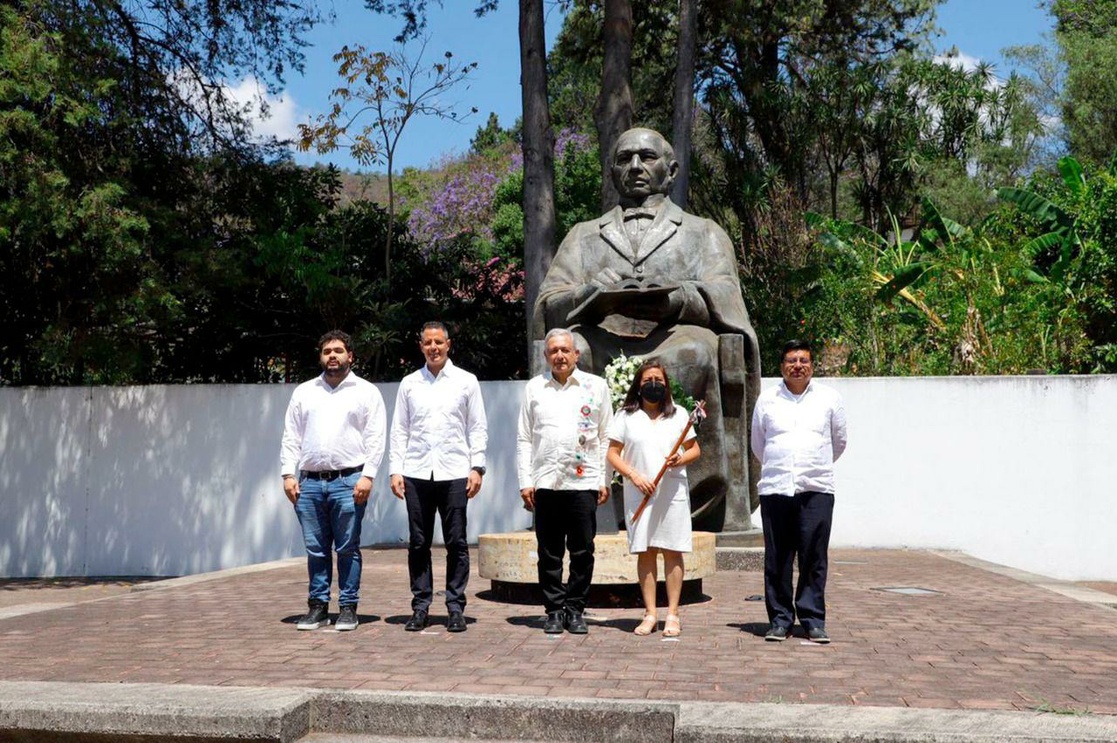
[547,1,678,137]
[796,195,1095,376]
[0,3,163,383]
[1048,0,1117,165]
[1056,28,1117,165]
[489,132,601,260]
[259,196,528,382]
[471,111,517,154]
[996,156,1117,371]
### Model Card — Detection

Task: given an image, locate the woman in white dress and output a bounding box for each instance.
[606,361,701,637]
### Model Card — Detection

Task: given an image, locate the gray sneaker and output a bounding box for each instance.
[336,604,359,631]
[764,625,790,642]
[297,601,330,630]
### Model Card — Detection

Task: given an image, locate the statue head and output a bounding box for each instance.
[611,128,679,207]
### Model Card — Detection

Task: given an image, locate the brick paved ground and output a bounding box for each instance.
[0,548,1113,715]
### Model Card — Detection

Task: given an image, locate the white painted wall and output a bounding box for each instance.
[824,375,1117,581]
[0,376,1114,580]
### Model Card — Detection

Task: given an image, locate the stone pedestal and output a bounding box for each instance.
[477,531,716,608]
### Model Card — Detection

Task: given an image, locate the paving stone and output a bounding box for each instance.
[0,548,1114,740]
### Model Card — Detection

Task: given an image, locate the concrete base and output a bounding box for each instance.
[477,531,717,607]
[715,547,764,572]
[714,528,764,548]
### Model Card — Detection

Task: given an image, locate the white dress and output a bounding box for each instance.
[608,408,696,554]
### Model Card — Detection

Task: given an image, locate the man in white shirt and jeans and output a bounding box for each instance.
[390,322,488,633]
[751,339,847,644]
[517,328,613,634]
[281,330,387,632]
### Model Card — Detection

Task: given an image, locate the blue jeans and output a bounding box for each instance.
[294,472,366,606]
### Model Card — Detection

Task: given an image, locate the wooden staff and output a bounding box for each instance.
[630,400,706,526]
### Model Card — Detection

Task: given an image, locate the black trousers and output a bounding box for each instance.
[760,491,834,632]
[404,476,469,613]
[533,489,598,614]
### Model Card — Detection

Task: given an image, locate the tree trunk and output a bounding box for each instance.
[593,0,634,213]
[519,0,556,344]
[670,0,697,208]
[385,154,395,285]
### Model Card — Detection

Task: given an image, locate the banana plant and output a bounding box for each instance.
[807,203,947,330]
[996,156,1084,285]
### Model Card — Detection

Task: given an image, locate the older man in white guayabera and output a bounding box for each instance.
[517,328,613,636]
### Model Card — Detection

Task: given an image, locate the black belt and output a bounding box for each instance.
[301,465,363,480]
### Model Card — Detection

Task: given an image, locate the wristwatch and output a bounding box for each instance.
[471,466,486,476]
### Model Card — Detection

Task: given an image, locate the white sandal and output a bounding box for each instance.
[634,614,658,636]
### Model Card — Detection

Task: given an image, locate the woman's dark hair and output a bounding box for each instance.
[621,360,677,417]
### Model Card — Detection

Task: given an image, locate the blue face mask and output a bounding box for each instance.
[639,380,667,403]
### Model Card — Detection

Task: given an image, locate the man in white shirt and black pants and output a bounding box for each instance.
[281,330,387,632]
[390,322,488,633]
[750,339,847,644]
[517,328,613,634]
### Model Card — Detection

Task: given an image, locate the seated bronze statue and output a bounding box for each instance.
[532,127,761,531]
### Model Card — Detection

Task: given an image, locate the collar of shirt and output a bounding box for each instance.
[316,371,358,392]
[777,379,813,400]
[420,357,456,383]
[545,367,586,390]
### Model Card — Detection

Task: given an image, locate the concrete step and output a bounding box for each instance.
[298,736,525,743]
[3,681,1116,742]
[309,691,676,742]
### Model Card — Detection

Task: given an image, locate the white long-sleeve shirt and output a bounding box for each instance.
[279,372,387,478]
[517,368,613,491]
[388,359,487,480]
[750,380,847,496]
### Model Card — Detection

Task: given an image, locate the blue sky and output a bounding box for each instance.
[237,0,1056,172]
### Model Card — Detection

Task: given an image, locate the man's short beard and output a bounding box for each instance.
[323,362,351,379]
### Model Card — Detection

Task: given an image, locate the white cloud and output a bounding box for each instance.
[223,76,300,143]
[167,69,303,145]
[934,50,985,73]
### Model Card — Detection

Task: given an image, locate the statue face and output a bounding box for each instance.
[612,130,677,202]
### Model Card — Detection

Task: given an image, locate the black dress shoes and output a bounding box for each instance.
[447,611,467,633]
[542,610,565,634]
[564,609,588,634]
[404,609,429,632]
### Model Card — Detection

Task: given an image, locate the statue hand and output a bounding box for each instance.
[599,267,624,285]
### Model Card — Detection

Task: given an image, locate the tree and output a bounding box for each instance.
[297,40,478,284]
[362,0,557,344]
[998,156,1117,370]
[518,0,558,340]
[0,0,320,384]
[593,0,634,211]
[670,0,698,207]
[700,0,938,205]
[470,111,516,153]
[1051,0,1117,165]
